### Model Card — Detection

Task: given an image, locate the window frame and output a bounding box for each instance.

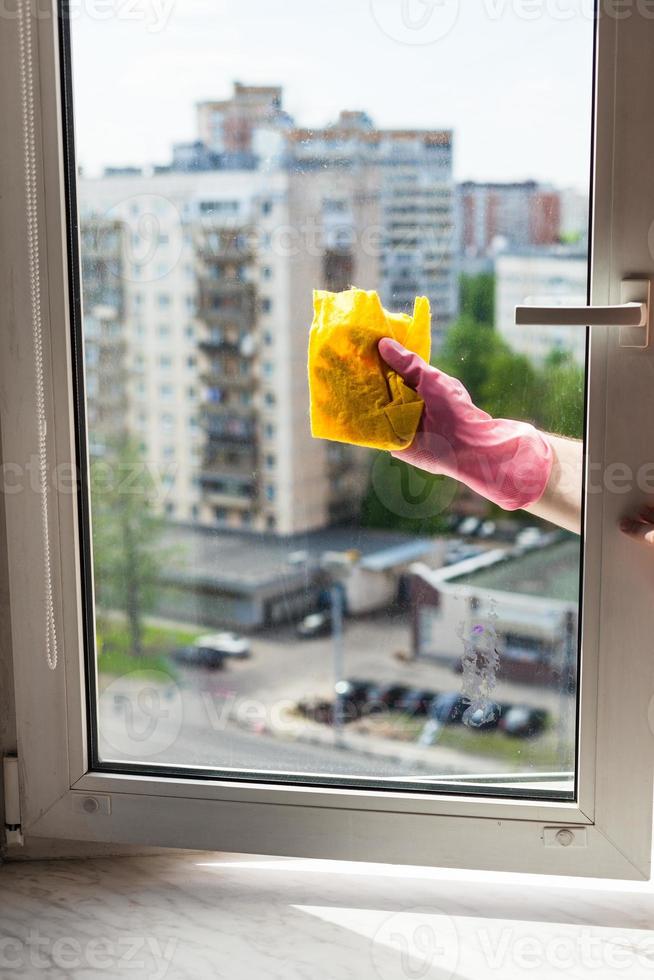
[2,1,654,878]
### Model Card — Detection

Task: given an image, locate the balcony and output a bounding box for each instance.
[202,413,257,444]
[199,473,257,510]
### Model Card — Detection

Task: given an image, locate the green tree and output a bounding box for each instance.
[535,349,585,438]
[91,436,169,657]
[459,272,495,326]
[480,348,539,422]
[436,313,503,398]
[360,452,452,536]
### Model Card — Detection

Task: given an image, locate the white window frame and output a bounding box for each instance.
[2,2,654,879]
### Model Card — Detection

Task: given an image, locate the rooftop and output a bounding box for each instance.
[162,524,440,596]
[440,536,581,603]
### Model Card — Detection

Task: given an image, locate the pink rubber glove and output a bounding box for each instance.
[378,337,553,511]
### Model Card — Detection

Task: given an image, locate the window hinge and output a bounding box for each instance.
[3,755,24,847]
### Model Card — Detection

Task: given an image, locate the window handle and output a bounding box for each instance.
[514,277,651,349]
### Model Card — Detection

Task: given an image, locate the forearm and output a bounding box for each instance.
[522,433,583,534]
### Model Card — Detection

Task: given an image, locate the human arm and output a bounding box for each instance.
[378,337,583,533]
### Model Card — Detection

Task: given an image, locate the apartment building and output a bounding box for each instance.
[78,84,456,534]
[79,218,128,455]
[458,181,561,261]
[288,109,456,345]
[78,167,376,534]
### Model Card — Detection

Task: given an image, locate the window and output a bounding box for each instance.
[3,1,654,880]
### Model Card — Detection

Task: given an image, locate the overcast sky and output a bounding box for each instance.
[70,0,594,189]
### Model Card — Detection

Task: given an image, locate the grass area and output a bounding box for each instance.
[355,713,566,770]
[96,618,197,680]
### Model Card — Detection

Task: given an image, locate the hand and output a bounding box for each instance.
[378,337,554,512]
[620,507,654,545]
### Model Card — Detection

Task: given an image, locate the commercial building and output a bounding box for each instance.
[155,524,444,630]
[408,534,579,688]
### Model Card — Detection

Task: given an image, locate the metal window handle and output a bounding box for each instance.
[514,277,651,349]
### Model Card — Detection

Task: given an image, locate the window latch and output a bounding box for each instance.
[515,276,651,350]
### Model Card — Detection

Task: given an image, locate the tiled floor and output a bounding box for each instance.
[0,850,653,978]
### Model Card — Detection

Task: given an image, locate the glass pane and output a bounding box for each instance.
[69,1,593,799]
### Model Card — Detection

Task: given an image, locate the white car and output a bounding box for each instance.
[195,632,251,659]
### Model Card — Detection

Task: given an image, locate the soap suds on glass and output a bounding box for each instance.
[457,599,501,727]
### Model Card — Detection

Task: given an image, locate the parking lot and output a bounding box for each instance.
[97,609,575,783]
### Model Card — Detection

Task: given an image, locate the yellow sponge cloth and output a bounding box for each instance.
[308,287,431,451]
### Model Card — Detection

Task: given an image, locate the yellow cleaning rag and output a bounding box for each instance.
[308,287,431,451]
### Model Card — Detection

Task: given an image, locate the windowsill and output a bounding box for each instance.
[1,850,652,976]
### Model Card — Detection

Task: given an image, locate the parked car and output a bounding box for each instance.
[195,632,251,659]
[460,703,502,731]
[364,683,410,714]
[397,688,438,717]
[171,645,225,670]
[429,692,470,724]
[334,679,369,723]
[296,611,332,639]
[499,705,549,738]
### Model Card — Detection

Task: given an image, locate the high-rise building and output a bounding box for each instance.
[78,84,456,534]
[458,181,562,262]
[288,109,456,345]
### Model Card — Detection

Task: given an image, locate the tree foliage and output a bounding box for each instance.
[91,436,169,657]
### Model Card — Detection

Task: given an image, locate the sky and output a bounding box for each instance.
[70,0,595,189]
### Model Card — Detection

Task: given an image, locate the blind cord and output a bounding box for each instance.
[17,0,58,671]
